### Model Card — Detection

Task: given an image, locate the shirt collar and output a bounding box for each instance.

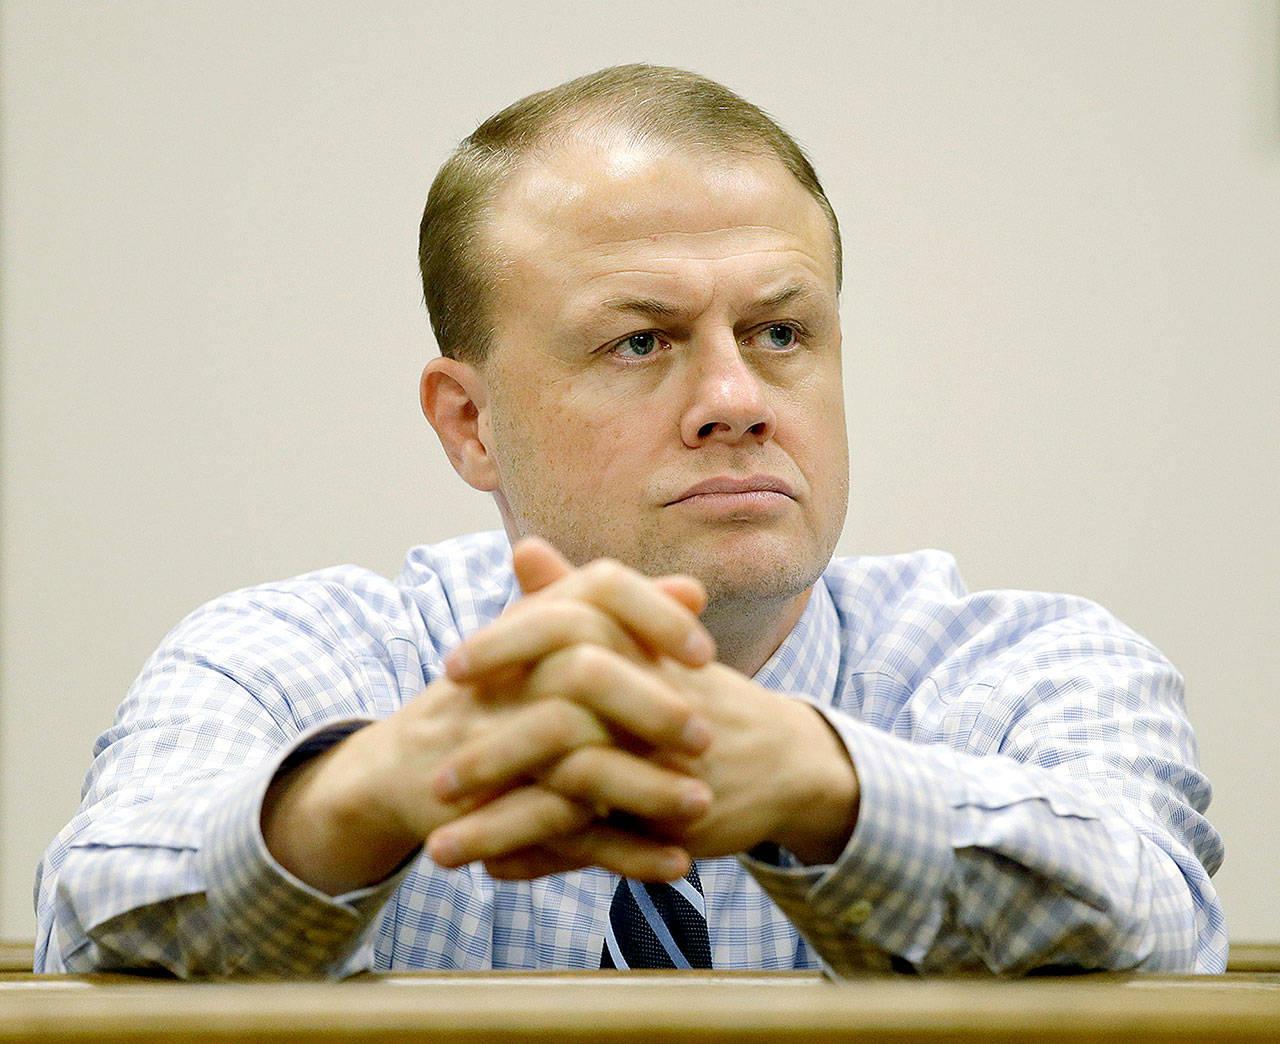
[753,580,840,708]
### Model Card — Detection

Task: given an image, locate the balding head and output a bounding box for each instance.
[418,64,842,364]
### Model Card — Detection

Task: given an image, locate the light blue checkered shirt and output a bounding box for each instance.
[34,532,1226,976]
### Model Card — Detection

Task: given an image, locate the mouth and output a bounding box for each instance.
[666,474,797,507]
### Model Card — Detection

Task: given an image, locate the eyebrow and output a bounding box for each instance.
[596,296,685,319]
[592,284,818,322]
[752,284,815,312]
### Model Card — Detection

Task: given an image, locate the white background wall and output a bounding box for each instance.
[2,1,1277,944]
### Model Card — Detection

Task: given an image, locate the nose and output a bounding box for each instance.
[679,337,777,448]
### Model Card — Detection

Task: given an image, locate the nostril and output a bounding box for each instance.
[697,422,718,438]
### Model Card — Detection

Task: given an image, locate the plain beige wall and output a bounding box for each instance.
[2,1,1277,945]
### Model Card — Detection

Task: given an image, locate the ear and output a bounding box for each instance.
[420,357,499,492]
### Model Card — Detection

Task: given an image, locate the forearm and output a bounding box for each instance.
[39,724,401,978]
[48,825,387,978]
[764,697,860,865]
[261,721,431,896]
[744,714,1225,975]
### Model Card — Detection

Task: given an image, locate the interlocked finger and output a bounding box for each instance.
[426,784,593,868]
[521,644,710,754]
[446,598,646,684]
[431,697,610,801]
[485,826,692,883]
[542,746,712,823]
[544,558,714,664]
[446,556,714,684]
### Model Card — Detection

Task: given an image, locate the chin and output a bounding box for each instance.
[543,519,835,605]
[703,564,822,609]
[683,539,830,609]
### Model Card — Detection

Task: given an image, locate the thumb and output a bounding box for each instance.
[654,575,707,616]
[511,536,574,595]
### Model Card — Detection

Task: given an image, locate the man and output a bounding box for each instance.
[35,65,1225,977]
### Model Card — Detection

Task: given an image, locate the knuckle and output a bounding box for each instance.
[543,598,590,636]
[562,643,611,688]
[443,745,480,781]
[657,693,693,733]
[535,699,576,742]
[536,790,587,836]
[550,746,607,796]
[546,757,590,798]
[537,697,592,745]
[585,558,630,595]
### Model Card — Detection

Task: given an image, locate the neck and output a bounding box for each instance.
[699,587,812,677]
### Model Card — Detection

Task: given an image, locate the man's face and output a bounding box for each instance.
[474,137,849,616]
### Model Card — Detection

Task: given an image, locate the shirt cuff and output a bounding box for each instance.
[202,719,415,976]
[741,706,955,974]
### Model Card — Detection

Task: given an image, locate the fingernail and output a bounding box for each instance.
[681,716,712,752]
[680,783,712,816]
[684,631,714,664]
[431,833,461,866]
[663,850,690,880]
[433,766,460,800]
[444,649,468,680]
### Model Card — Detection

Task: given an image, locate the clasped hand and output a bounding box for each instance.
[423,538,856,880]
[262,538,857,895]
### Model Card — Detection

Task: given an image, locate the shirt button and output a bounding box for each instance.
[842,899,873,926]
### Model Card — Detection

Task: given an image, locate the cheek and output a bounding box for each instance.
[777,379,849,490]
[510,389,647,485]
[779,367,846,435]
[565,428,642,491]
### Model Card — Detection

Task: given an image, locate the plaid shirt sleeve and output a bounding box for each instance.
[742,553,1227,976]
[33,567,443,977]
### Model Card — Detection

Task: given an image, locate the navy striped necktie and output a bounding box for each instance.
[600,863,713,969]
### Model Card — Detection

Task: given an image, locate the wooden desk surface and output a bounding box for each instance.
[3,941,1277,972]
[1,970,1277,1043]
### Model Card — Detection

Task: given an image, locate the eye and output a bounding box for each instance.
[767,324,796,348]
[611,331,668,360]
[750,323,800,350]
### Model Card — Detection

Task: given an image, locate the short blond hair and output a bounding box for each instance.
[418,64,842,364]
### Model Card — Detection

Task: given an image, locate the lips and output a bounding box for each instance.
[666,474,797,505]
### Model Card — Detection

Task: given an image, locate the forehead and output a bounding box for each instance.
[482,140,838,319]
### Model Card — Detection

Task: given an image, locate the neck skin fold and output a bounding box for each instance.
[699,586,812,678]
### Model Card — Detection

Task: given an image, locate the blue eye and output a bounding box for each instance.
[764,324,797,349]
[615,332,661,358]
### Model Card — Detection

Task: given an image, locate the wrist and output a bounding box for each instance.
[772,702,860,865]
[262,725,422,895]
